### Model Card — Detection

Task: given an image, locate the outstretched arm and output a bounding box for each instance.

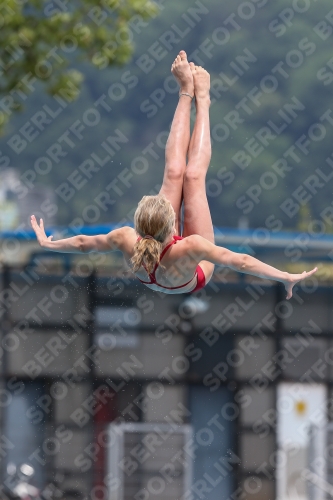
[191,235,317,300]
[31,215,124,253]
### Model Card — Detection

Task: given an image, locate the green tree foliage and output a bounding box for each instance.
[0,0,157,131]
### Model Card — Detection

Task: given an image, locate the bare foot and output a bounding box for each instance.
[171,50,194,97]
[192,65,210,101]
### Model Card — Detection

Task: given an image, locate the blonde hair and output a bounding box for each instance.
[131,194,176,275]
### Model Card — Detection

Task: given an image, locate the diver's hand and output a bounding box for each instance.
[283,268,318,300]
[30,215,53,248]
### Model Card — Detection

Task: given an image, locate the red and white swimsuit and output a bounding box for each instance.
[136,235,206,294]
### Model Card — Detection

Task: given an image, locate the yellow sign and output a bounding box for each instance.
[295,400,307,416]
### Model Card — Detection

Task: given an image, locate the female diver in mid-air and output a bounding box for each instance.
[31,50,317,299]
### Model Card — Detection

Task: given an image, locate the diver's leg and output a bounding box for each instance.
[159,50,194,233]
[183,65,214,281]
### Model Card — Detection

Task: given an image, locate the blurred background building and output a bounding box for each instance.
[0,230,332,500]
[0,168,57,230]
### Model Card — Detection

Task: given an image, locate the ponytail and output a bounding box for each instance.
[131,238,163,275]
[132,194,176,275]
